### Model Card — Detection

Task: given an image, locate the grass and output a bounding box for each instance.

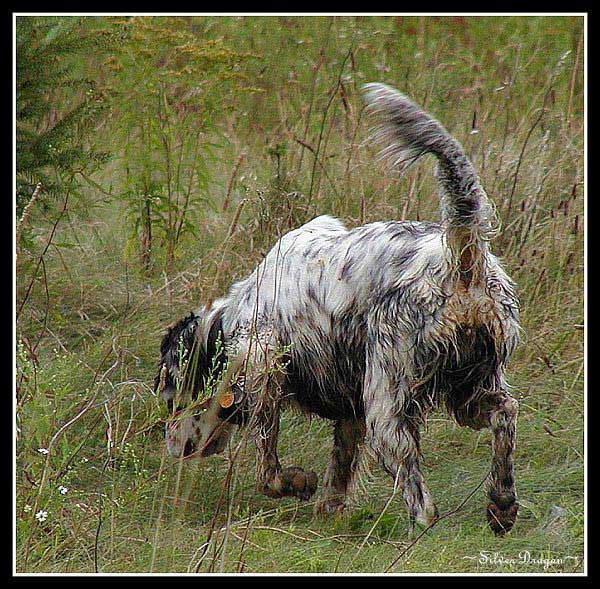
[15,15,584,574]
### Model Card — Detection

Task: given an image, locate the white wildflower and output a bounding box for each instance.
[23,504,32,513]
[37,448,49,455]
[58,485,68,495]
[35,510,48,523]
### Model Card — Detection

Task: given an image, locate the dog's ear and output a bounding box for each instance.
[154,312,202,405]
[164,313,201,360]
[153,363,165,394]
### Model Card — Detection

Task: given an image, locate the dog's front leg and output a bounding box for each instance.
[248,360,318,502]
[363,330,438,533]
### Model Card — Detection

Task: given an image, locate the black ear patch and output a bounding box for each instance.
[162,312,200,357]
[154,308,230,406]
[206,313,227,379]
[154,312,201,398]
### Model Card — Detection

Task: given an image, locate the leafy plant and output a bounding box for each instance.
[16,16,112,217]
[107,17,254,272]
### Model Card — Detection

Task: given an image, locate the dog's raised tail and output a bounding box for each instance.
[362,83,493,270]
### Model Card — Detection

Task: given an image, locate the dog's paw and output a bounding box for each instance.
[280,466,318,501]
[487,493,518,535]
[315,497,346,516]
[407,502,439,537]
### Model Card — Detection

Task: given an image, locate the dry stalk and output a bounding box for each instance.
[221,152,246,213]
[16,182,42,257]
[384,473,489,573]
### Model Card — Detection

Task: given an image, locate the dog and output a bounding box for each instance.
[154,83,521,535]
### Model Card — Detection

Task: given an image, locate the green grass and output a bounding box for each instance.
[16,15,584,574]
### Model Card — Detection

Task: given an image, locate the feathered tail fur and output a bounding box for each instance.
[362,83,494,275]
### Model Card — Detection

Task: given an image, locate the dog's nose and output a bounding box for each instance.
[183,439,196,457]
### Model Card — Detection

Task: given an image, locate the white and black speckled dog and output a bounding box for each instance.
[154,83,520,535]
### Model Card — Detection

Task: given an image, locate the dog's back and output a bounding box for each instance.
[212,80,522,416]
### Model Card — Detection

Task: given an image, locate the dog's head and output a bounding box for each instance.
[165,396,237,459]
[154,307,241,459]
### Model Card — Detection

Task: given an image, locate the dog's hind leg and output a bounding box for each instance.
[242,338,318,502]
[452,390,519,535]
[317,418,366,515]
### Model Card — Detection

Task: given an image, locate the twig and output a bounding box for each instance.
[22,338,121,570]
[16,182,42,257]
[506,50,571,219]
[353,470,401,561]
[297,22,331,174]
[193,440,244,572]
[17,187,70,321]
[384,472,489,573]
[293,137,341,202]
[221,152,246,213]
[566,31,583,127]
[307,43,354,208]
[93,457,112,573]
[505,106,546,221]
[225,198,248,241]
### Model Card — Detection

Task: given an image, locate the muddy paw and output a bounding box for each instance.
[487,493,518,535]
[316,497,346,516]
[407,503,439,537]
[281,466,318,501]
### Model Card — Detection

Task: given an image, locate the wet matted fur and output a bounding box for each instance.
[154,83,521,535]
